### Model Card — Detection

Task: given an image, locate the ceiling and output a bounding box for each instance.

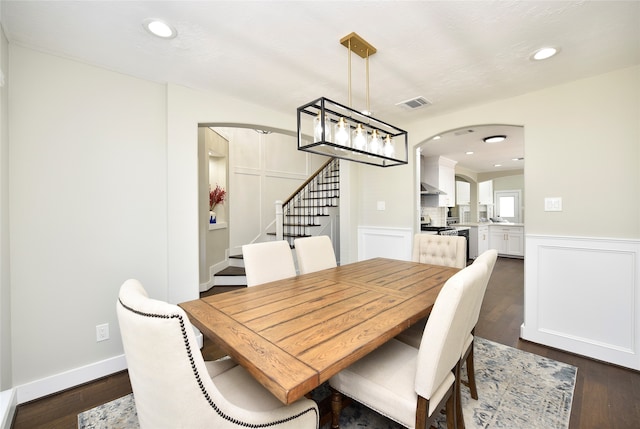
[2,1,639,172]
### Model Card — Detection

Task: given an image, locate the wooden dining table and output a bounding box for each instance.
[179,257,459,406]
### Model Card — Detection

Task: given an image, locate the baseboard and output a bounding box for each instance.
[13,326,205,404]
[200,260,229,292]
[0,389,16,429]
[15,355,127,404]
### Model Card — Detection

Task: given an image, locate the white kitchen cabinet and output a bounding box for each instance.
[489,225,523,257]
[456,180,471,205]
[468,224,490,260]
[478,180,493,205]
[421,156,457,207]
[478,225,489,255]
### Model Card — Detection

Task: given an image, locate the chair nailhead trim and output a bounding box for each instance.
[119,299,319,428]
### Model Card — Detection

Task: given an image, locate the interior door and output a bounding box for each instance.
[495,190,521,223]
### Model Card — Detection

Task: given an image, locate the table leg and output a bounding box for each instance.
[331,389,342,429]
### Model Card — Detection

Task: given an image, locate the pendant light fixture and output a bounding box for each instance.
[297,33,408,167]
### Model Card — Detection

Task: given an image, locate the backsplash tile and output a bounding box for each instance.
[421,206,446,226]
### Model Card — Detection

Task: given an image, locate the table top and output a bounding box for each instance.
[179,257,459,404]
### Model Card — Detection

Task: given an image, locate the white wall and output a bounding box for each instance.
[8,46,168,396]
[225,127,323,254]
[359,65,639,239]
[0,22,15,427]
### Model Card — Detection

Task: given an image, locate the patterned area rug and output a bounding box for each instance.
[78,338,576,429]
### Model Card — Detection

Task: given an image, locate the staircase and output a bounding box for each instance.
[274,158,340,248]
[212,158,340,289]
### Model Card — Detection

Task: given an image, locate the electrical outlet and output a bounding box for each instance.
[96,323,109,342]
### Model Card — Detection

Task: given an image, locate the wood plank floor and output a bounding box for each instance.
[12,257,640,428]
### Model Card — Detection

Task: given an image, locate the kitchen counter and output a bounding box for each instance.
[457,222,524,227]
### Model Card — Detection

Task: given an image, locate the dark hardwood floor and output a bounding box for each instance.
[12,257,640,428]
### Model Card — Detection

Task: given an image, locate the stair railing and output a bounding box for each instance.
[275,158,339,247]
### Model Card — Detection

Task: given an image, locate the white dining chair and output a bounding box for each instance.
[395,233,468,348]
[460,249,498,400]
[294,235,337,274]
[242,240,297,287]
[329,262,486,429]
[412,233,467,268]
[116,279,319,429]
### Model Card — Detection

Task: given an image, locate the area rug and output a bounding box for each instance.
[78,338,576,429]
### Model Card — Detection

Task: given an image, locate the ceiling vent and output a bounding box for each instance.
[396,96,431,110]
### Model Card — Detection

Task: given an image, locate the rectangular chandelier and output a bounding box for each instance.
[297,33,408,167]
[297,97,408,167]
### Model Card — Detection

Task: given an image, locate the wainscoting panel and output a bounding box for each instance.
[357,226,413,261]
[522,235,640,370]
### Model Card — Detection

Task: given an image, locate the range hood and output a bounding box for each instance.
[421,182,446,195]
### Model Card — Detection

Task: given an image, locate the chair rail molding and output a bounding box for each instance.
[522,234,640,370]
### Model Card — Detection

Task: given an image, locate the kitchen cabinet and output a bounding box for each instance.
[489,225,523,257]
[478,180,493,205]
[477,225,489,255]
[469,224,490,259]
[456,180,471,205]
[422,156,457,207]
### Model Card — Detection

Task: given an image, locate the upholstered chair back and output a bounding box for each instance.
[242,240,297,287]
[412,234,467,268]
[468,249,498,330]
[415,262,486,405]
[294,235,337,274]
[117,279,319,428]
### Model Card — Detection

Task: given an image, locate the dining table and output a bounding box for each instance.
[179,257,460,406]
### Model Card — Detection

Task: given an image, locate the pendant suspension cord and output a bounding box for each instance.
[365,49,370,113]
[348,39,352,108]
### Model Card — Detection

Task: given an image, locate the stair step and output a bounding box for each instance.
[286,213,331,217]
[283,223,320,227]
[214,266,247,286]
[215,266,245,276]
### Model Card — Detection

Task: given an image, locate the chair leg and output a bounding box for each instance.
[454,363,465,429]
[445,392,456,429]
[466,344,478,400]
[331,389,342,429]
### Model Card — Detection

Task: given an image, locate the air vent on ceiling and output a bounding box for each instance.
[395,96,431,110]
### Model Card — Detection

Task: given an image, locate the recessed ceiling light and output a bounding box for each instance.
[466,151,474,155]
[143,18,177,39]
[494,163,502,167]
[483,135,507,144]
[432,135,441,140]
[531,47,558,61]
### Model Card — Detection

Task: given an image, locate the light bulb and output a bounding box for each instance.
[334,117,350,148]
[313,113,332,143]
[369,130,382,154]
[352,124,367,150]
[383,135,395,157]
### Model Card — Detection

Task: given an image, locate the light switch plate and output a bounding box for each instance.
[377,201,385,211]
[544,197,562,211]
